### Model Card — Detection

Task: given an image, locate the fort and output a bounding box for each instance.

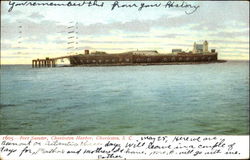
[32,41,226,68]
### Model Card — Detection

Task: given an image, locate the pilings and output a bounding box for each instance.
[32,58,56,68]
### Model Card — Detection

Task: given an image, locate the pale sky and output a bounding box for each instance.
[1,1,249,64]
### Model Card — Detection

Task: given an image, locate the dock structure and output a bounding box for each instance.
[32,57,56,68]
[32,55,75,68]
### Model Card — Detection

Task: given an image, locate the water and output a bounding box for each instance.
[0,61,249,135]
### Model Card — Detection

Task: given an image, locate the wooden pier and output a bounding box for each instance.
[32,57,56,68]
[32,56,74,68]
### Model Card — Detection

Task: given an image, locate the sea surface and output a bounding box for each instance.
[0,61,249,135]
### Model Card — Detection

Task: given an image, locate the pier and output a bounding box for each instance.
[32,58,56,68]
[32,56,73,68]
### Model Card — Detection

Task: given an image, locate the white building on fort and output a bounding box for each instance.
[193,40,209,54]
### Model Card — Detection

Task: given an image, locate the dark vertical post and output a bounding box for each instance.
[37,59,39,67]
[46,57,50,67]
[52,60,56,67]
[38,59,41,67]
[42,60,44,67]
[48,60,51,67]
[32,60,34,68]
[35,60,37,67]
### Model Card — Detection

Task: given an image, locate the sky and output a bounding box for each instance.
[1,1,249,64]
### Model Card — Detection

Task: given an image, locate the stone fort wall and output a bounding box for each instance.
[69,53,218,66]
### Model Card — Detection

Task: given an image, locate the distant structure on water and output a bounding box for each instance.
[32,41,225,67]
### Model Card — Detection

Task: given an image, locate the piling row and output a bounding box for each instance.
[32,58,56,68]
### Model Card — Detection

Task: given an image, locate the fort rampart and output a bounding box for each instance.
[69,53,218,66]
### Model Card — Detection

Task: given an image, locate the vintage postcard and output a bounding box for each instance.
[0,0,249,159]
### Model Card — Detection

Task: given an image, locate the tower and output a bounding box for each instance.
[193,42,197,53]
[203,40,208,53]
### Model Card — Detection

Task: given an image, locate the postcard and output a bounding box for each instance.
[0,0,249,159]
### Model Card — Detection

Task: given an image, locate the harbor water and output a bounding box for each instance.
[0,61,249,135]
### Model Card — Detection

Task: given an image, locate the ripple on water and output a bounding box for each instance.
[66,126,97,134]
[117,125,134,129]
[221,128,242,134]
[20,122,33,126]
[0,104,17,108]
